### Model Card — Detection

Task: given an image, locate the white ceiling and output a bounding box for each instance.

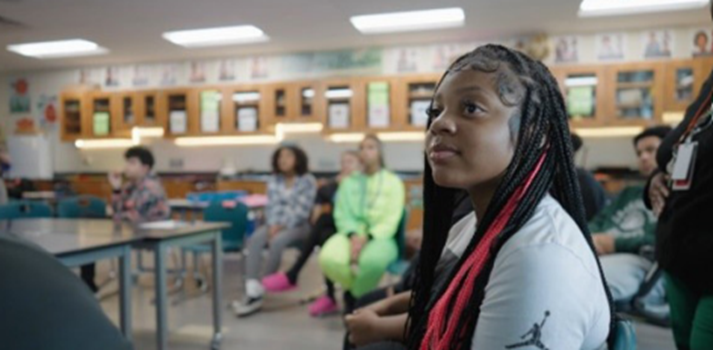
[0,0,709,73]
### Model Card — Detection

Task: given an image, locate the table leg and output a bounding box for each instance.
[154,243,168,350]
[119,245,133,341]
[211,230,223,350]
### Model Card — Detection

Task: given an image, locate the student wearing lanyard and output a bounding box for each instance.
[406,45,612,350]
[319,134,405,313]
[646,3,713,347]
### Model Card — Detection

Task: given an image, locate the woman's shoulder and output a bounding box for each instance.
[498,195,600,276]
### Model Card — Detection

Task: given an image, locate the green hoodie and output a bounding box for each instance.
[333,169,405,240]
[588,185,657,254]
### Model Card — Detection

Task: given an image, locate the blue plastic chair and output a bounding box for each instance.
[57,196,107,219]
[614,318,637,350]
[182,201,249,290]
[0,201,53,220]
[387,208,410,276]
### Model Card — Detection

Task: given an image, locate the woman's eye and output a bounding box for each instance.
[427,107,442,119]
[463,101,481,115]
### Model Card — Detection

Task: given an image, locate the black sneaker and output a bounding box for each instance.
[232,296,263,317]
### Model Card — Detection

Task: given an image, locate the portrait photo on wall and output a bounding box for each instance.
[692,28,713,57]
[596,33,625,61]
[554,36,579,64]
[642,30,673,59]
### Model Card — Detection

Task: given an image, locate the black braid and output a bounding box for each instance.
[407,44,616,350]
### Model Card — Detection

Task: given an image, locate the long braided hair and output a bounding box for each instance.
[407,44,615,349]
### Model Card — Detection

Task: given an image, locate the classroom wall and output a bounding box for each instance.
[6,23,702,175]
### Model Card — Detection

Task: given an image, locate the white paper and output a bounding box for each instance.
[329,103,350,129]
[368,105,390,128]
[170,111,187,134]
[410,101,431,127]
[238,107,258,132]
[201,110,220,133]
[672,142,697,180]
[140,220,189,230]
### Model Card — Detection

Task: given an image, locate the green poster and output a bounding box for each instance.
[93,112,110,135]
[567,87,594,118]
[368,82,389,106]
[200,90,221,112]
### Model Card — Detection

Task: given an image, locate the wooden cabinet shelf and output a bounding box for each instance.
[617,82,654,89]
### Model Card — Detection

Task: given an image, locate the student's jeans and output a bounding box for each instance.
[285,213,337,299]
[601,253,668,317]
[244,223,310,295]
[666,273,713,350]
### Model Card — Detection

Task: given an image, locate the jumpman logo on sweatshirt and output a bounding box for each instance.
[505,311,551,350]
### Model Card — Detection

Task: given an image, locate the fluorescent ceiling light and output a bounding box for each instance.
[575,127,644,138]
[579,0,707,17]
[175,136,279,147]
[351,7,465,34]
[377,132,426,142]
[132,127,164,144]
[7,39,108,59]
[566,77,598,87]
[275,122,324,140]
[163,25,269,48]
[233,92,261,103]
[325,89,353,99]
[328,133,365,143]
[75,139,134,149]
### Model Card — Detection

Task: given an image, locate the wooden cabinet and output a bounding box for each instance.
[87,91,121,138]
[196,87,223,135]
[552,65,608,127]
[135,90,163,128]
[221,85,268,134]
[158,89,197,138]
[265,82,325,125]
[115,92,137,133]
[321,79,365,133]
[60,91,90,141]
[663,59,704,113]
[394,74,440,131]
[604,62,665,125]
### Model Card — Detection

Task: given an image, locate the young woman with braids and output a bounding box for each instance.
[404,44,614,350]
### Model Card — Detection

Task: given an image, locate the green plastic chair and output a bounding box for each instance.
[182,201,249,290]
[387,208,410,276]
[57,196,107,219]
[0,201,53,220]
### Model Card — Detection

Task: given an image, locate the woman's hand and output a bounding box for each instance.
[108,171,123,191]
[350,235,368,263]
[592,234,615,256]
[345,309,383,347]
[649,172,670,216]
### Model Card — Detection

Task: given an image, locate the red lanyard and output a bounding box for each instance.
[678,91,713,145]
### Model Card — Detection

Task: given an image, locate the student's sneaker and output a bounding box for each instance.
[232,296,264,317]
[262,273,297,293]
[308,295,338,317]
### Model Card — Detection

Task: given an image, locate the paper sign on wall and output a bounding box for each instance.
[200,90,221,133]
[410,100,431,127]
[566,87,595,118]
[368,82,390,128]
[170,111,187,134]
[237,107,258,132]
[328,103,350,129]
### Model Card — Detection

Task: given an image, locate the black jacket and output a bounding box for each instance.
[647,69,713,294]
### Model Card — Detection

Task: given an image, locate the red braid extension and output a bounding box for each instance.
[420,149,549,350]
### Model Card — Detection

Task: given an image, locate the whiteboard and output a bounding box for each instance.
[7,135,53,179]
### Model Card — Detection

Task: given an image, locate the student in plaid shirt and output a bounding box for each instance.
[81,146,170,292]
[233,144,317,317]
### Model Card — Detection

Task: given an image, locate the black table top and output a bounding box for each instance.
[0,219,228,257]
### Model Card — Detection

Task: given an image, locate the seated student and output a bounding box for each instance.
[344,193,473,349]
[571,133,608,221]
[319,134,405,313]
[262,150,362,317]
[81,146,170,292]
[405,45,611,350]
[590,126,671,308]
[0,234,132,350]
[233,144,317,317]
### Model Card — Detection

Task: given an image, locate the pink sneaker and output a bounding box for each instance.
[262,273,297,293]
[309,295,338,317]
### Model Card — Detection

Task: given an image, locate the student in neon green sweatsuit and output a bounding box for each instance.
[319,135,405,300]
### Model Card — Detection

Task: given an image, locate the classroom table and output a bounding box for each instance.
[0,219,136,341]
[0,219,229,350]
